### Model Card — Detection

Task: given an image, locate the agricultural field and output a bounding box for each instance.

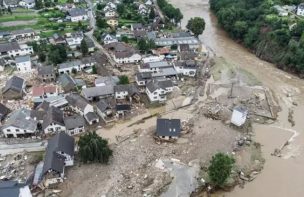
[0,8,88,32]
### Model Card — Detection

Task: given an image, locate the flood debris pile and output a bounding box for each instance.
[0,152,36,183]
[201,83,279,123]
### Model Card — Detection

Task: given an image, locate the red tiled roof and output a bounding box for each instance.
[32,86,57,97]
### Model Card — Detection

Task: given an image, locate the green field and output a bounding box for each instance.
[0,8,88,33]
[0,10,38,23]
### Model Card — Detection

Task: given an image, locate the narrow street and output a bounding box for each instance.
[84,0,116,67]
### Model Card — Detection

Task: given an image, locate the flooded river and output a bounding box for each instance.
[169,0,304,196]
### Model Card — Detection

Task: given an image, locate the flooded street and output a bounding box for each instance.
[169,0,304,196]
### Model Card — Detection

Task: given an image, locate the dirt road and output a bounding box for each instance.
[169,0,304,196]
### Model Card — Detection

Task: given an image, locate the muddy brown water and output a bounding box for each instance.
[169,0,304,196]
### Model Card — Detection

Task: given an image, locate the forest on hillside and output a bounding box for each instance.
[210,0,304,76]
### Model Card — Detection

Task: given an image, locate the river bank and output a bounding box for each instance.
[169,0,304,196]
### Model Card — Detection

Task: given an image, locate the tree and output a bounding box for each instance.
[118,75,129,84]
[48,45,67,64]
[121,36,129,43]
[71,68,77,74]
[38,52,46,62]
[92,65,97,74]
[137,38,148,52]
[80,39,88,55]
[186,17,205,37]
[78,131,113,164]
[96,17,108,29]
[35,0,43,9]
[208,153,235,187]
[7,7,12,15]
[149,8,156,19]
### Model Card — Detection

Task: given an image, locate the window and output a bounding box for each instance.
[16,129,20,132]
[6,129,11,132]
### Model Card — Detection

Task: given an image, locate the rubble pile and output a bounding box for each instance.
[0,152,34,182]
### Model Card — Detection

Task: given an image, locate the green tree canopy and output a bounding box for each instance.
[186,17,206,37]
[78,131,113,164]
[80,39,88,55]
[48,45,67,64]
[118,75,129,84]
[208,153,235,187]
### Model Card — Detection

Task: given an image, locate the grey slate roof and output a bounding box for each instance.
[58,60,82,70]
[84,112,99,122]
[2,108,37,131]
[42,106,64,131]
[68,8,87,17]
[15,55,30,64]
[38,65,54,76]
[0,42,20,53]
[116,104,131,111]
[58,74,76,92]
[95,76,119,86]
[64,115,85,130]
[82,85,114,98]
[96,98,114,112]
[43,132,75,174]
[156,118,181,137]
[0,181,28,197]
[2,76,24,94]
[151,67,178,77]
[0,103,10,120]
[136,72,152,81]
[66,93,89,111]
[114,84,138,95]
[146,79,173,92]
[141,61,170,69]
[155,36,199,46]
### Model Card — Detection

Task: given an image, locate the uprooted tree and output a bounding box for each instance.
[208,153,235,187]
[78,131,113,164]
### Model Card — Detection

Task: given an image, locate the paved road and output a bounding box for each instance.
[84,0,116,67]
[0,141,47,155]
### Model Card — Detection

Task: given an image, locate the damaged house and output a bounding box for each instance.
[1,108,38,138]
[42,106,65,134]
[145,79,174,103]
[42,132,75,187]
[2,76,25,100]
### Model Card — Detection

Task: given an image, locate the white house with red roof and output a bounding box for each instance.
[32,85,58,101]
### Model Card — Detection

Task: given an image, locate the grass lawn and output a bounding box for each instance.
[0,12,38,23]
[119,19,138,26]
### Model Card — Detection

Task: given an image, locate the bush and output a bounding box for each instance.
[208,153,235,187]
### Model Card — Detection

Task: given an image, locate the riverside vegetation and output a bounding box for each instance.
[210,0,304,76]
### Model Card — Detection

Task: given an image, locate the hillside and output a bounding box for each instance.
[210,0,304,76]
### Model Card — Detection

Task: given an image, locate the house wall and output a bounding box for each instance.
[105,11,116,17]
[174,66,197,77]
[39,74,55,82]
[7,46,33,57]
[44,123,66,134]
[146,88,167,102]
[106,19,118,27]
[16,61,31,72]
[114,54,141,64]
[115,91,128,99]
[66,126,85,136]
[2,126,35,138]
[71,15,88,22]
[66,37,83,49]
[10,32,39,42]
[19,1,35,9]
[3,89,24,100]
[297,8,304,16]
[56,151,74,166]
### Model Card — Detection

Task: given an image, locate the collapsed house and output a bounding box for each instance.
[42,132,75,187]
